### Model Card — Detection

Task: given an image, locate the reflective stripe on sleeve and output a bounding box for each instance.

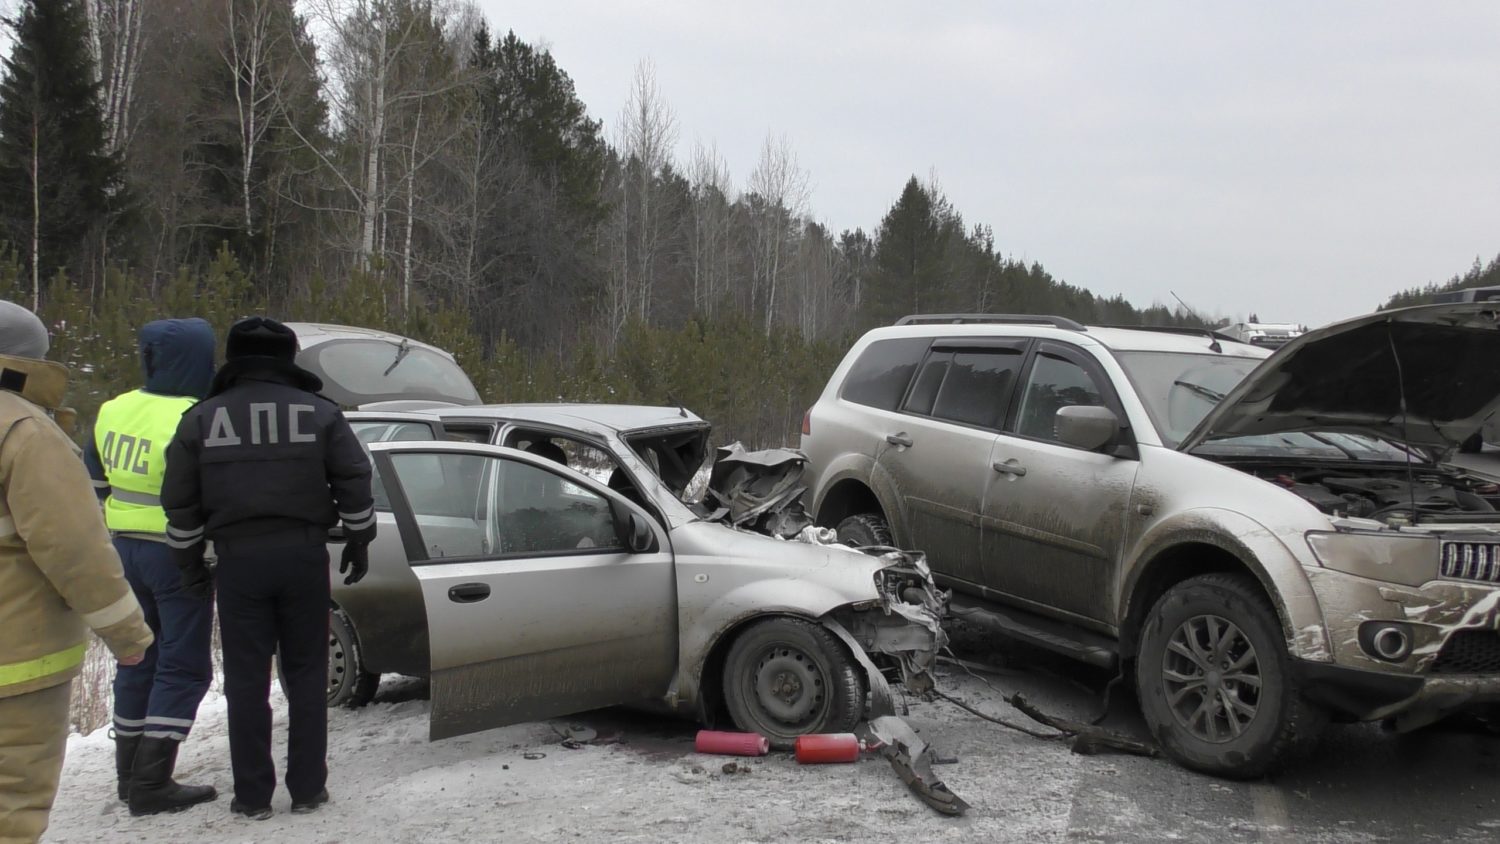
[339,506,374,524]
[166,524,204,549]
[343,514,376,532]
[0,642,86,688]
[81,592,140,630]
[91,479,111,489]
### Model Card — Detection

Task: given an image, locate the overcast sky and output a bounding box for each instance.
[476,1,1500,327]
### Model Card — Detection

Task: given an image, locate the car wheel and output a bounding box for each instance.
[836,513,893,548]
[1135,574,1326,779]
[722,617,865,747]
[279,609,381,708]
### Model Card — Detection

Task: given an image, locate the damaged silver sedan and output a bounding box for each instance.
[322,405,945,744]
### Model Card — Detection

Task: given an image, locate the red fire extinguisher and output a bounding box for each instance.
[793,733,864,764]
[694,730,770,757]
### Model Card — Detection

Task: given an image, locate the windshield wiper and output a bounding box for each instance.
[1173,379,1227,403]
[383,338,411,377]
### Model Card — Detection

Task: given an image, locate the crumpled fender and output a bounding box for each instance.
[1121,507,1331,662]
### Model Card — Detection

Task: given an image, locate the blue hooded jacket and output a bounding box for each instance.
[140,318,216,399]
[86,319,217,498]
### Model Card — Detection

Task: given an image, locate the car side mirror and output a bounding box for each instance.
[625,512,655,554]
[1055,405,1119,452]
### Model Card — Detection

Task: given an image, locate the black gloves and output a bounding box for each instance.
[340,541,370,585]
[175,546,213,600]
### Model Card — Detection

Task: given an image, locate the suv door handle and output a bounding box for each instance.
[886,432,914,448]
[992,460,1027,477]
[448,583,491,603]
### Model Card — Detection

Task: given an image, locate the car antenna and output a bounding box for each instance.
[1170,291,1222,353]
[1386,318,1419,525]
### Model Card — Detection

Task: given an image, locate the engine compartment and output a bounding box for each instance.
[1226,461,1500,525]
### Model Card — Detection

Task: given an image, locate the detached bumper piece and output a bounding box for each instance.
[864,715,970,816]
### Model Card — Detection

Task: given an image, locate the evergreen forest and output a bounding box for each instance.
[3,0,1209,446]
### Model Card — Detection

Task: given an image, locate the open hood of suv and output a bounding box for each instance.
[1178,303,1500,454]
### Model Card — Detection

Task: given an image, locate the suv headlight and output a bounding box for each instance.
[1305,531,1437,587]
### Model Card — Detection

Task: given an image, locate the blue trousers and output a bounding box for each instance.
[111,536,213,741]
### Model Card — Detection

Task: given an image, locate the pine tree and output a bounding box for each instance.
[0,0,122,307]
[861,177,957,327]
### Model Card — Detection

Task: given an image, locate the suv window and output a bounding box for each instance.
[1016,353,1106,442]
[840,338,929,411]
[930,349,1025,428]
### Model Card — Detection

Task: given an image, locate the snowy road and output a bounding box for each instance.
[43,625,1500,843]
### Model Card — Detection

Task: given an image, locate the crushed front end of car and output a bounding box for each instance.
[689,442,948,696]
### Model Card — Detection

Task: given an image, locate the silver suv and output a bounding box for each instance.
[802,306,1500,777]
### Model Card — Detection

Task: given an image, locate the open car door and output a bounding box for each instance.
[367,441,678,740]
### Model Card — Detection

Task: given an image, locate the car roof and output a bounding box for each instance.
[285,322,457,360]
[862,322,1270,358]
[434,403,708,434]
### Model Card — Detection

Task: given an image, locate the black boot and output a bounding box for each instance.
[114,733,141,802]
[128,736,218,816]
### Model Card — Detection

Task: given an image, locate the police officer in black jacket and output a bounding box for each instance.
[161,317,374,821]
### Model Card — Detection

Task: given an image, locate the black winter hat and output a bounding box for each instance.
[225,316,299,362]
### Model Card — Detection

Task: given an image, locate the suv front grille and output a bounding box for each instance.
[1439,541,1500,585]
[1430,630,1500,675]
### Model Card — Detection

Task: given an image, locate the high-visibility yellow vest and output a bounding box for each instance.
[94,390,194,534]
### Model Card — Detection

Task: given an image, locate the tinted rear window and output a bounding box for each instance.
[931,349,1024,428]
[302,339,480,407]
[840,338,929,411]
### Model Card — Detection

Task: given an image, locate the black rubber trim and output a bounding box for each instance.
[1292,658,1423,719]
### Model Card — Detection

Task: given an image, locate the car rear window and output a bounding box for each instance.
[839,338,929,411]
[302,339,480,407]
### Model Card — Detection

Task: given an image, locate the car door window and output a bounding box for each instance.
[351,420,438,510]
[929,349,1025,429]
[390,453,493,559]
[1016,353,1106,443]
[494,459,621,556]
[902,351,952,416]
[840,338,929,410]
[390,452,620,561]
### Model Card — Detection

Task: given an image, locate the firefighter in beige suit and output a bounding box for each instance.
[0,300,154,844]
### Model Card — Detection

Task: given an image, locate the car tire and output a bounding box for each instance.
[279,609,380,708]
[836,513,893,548]
[722,617,865,747]
[1135,573,1326,779]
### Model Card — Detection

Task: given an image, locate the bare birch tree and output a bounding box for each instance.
[686,139,733,316]
[747,132,809,332]
[85,0,146,154]
[616,58,678,322]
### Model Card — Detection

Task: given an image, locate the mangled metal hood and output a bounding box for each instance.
[1179,303,1500,454]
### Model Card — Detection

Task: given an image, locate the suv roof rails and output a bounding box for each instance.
[895,314,1087,331]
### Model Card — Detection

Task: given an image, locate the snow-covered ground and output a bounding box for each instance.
[46,674,1090,843]
[43,635,1500,843]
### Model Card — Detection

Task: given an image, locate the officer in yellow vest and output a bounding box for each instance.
[0,300,154,843]
[85,318,218,816]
